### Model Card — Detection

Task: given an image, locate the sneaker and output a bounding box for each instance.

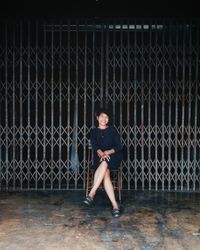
[83,195,93,206]
[112,208,120,218]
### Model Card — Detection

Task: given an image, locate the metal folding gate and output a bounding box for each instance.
[0,19,200,191]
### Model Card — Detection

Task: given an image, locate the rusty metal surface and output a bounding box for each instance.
[0,190,199,250]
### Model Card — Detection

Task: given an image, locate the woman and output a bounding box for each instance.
[83,108,123,217]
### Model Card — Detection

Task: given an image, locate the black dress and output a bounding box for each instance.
[90,126,123,170]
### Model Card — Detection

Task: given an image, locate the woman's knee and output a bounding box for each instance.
[98,161,108,170]
[95,161,108,176]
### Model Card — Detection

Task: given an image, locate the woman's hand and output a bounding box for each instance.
[97,149,115,162]
[100,152,110,162]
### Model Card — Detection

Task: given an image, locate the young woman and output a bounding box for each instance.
[83,108,123,217]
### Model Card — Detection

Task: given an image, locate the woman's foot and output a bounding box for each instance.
[112,208,120,218]
[83,195,93,206]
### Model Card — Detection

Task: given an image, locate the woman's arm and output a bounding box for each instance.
[102,128,122,156]
[104,149,115,155]
[90,129,110,160]
[112,127,122,153]
[90,129,100,152]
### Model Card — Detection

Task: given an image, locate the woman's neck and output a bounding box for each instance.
[98,125,108,129]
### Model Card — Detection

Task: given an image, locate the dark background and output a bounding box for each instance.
[0,0,199,20]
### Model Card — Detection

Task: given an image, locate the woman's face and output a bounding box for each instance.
[97,113,109,127]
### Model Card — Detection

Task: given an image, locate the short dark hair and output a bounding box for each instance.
[95,108,111,118]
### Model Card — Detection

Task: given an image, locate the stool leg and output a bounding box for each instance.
[86,171,89,197]
[86,149,91,197]
[118,169,121,202]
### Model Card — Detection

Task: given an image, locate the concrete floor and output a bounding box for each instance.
[0,190,200,250]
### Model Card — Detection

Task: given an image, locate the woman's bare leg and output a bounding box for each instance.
[88,161,108,198]
[103,169,118,209]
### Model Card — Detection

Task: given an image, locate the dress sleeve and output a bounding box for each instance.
[112,127,122,153]
[90,129,100,152]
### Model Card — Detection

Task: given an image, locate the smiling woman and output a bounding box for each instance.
[83,108,123,217]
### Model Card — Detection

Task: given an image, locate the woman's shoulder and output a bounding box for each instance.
[109,126,121,136]
[90,127,98,134]
[109,126,118,132]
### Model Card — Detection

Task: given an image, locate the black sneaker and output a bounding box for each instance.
[112,208,120,218]
[83,196,93,206]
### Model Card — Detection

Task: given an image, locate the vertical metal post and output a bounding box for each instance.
[105,21,109,108]
[83,20,88,189]
[5,23,8,190]
[67,19,71,190]
[148,22,152,191]
[0,37,1,189]
[0,22,1,188]
[119,21,123,189]
[113,23,116,125]
[155,22,158,191]
[51,21,54,190]
[27,22,31,189]
[100,21,104,109]
[187,22,192,191]
[141,21,144,190]
[161,20,165,190]
[12,23,16,190]
[134,20,137,190]
[175,21,179,191]
[58,21,62,190]
[35,22,38,190]
[193,22,199,191]
[168,22,172,191]
[75,20,79,188]
[181,23,186,191]
[20,22,23,190]
[92,21,95,124]
[91,21,95,126]
[43,21,47,190]
[127,21,130,190]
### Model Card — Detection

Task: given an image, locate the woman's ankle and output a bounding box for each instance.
[112,202,119,209]
[89,191,96,199]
